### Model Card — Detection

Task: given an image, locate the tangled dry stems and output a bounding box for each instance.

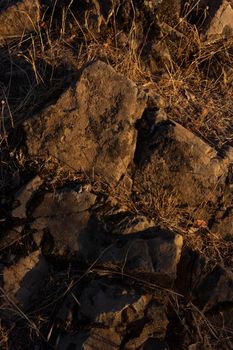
[0,2,233,349]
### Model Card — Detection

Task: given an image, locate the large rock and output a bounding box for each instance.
[193,265,233,312]
[134,120,229,217]
[99,228,183,285]
[0,0,40,41]
[24,61,146,184]
[3,250,48,310]
[183,0,233,41]
[56,279,168,350]
[31,187,97,256]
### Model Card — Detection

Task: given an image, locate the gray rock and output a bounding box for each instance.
[183,0,233,41]
[24,61,147,184]
[99,228,183,285]
[31,188,97,256]
[193,265,233,312]
[211,208,233,239]
[0,0,40,42]
[12,176,43,219]
[202,0,233,41]
[70,278,169,350]
[3,250,48,310]
[134,120,229,218]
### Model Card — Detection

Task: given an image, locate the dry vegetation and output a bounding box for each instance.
[0,1,233,349]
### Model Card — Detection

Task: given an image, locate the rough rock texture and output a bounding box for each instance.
[183,0,233,41]
[12,176,43,218]
[31,187,97,256]
[56,279,168,350]
[3,251,48,310]
[0,0,40,41]
[24,61,147,184]
[134,120,229,217]
[204,0,233,40]
[193,265,233,312]
[100,228,183,285]
[211,209,233,238]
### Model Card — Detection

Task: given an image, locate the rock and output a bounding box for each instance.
[0,0,40,42]
[71,278,169,350]
[193,265,233,312]
[31,188,97,256]
[211,208,233,239]
[33,187,96,218]
[100,228,183,285]
[134,120,229,217]
[178,247,233,311]
[24,61,147,184]
[12,176,43,219]
[204,0,233,40]
[3,250,48,310]
[111,215,155,235]
[183,0,233,41]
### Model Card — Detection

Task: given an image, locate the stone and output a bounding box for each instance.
[183,0,233,41]
[112,215,155,235]
[3,250,48,310]
[99,228,183,285]
[31,188,97,256]
[74,278,168,349]
[24,61,147,184]
[211,208,233,239]
[0,0,40,42]
[202,0,233,41]
[134,120,229,217]
[193,264,233,312]
[12,176,43,219]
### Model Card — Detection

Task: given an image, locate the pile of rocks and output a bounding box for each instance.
[0,1,233,349]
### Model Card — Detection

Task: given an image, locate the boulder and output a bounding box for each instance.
[24,61,147,184]
[73,279,168,350]
[211,208,233,239]
[99,228,183,285]
[193,265,233,312]
[0,0,40,41]
[31,187,97,256]
[183,0,233,41]
[3,250,48,310]
[134,120,229,218]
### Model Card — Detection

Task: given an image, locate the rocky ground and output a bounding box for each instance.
[0,1,233,349]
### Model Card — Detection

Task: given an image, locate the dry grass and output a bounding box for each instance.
[0,1,233,349]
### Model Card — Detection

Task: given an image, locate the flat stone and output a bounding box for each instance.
[24,61,147,184]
